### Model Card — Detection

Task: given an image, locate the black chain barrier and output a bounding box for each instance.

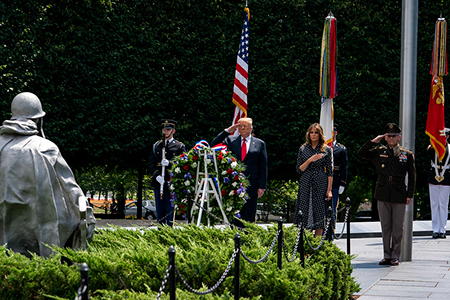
[282,223,302,263]
[333,205,350,240]
[154,197,355,299]
[303,216,332,251]
[155,264,172,300]
[175,249,238,295]
[240,230,281,264]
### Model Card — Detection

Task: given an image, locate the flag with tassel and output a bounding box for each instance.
[426,17,448,161]
[319,13,337,147]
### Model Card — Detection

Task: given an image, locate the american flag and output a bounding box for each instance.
[231,7,250,135]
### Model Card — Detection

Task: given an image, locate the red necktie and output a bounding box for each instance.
[241,139,247,161]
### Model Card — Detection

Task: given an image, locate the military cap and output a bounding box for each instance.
[161,119,177,129]
[384,123,401,134]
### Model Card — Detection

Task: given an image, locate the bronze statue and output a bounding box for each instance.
[0,92,95,257]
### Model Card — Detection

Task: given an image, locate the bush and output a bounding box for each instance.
[0,224,359,299]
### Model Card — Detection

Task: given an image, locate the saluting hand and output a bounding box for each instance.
[226,123,240,133]
[371,134,385,143]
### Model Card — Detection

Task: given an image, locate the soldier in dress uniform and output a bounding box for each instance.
[357,123,416,266]
[331,125,348,227]
[149,119,186,226]
[427,128,450,239]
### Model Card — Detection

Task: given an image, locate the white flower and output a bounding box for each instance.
[232,182,237,187]
[222,170,227,175]
[206,159,211,164]
[229,191,234,196]
[170,185,175,190]
[191,162,197,168]
[239,192,245,198]
[227,206,232,212]
[231,162,237,168]
[181,198,187,203]
[175,167,181,174]
[222,160,226,164]
[184,180,190,186]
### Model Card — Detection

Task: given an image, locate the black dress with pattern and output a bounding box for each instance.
[294,143,333,229]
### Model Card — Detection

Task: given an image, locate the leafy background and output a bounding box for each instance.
[1,0,449,216]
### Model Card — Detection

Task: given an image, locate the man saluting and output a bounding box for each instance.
[211,117,268,225]
[357,123,416,266]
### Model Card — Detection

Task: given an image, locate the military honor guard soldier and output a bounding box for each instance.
[149,119,186,226]
[357,123,416,266]
[331,126,348,228]
[427,128,450,239]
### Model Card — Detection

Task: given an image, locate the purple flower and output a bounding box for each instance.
[235,212,241,219]
[170,172,174,177]
[224,177,231,184]
[184,172,192,179]
[183,189,188,194]
[232,171,238,176]
[227,158,232,163]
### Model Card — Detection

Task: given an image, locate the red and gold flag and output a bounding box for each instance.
[426,18,447,161]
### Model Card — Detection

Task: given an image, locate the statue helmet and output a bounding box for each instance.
[11,92,46,120]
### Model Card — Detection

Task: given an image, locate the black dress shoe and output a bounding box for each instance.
[439,233,446,239]
[432,232,439,238]
[390,258,399,266]
[379,258,391,265]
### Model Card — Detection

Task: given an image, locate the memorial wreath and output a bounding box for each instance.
[168,142,249,225]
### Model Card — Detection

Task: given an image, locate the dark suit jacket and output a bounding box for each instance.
[149,139,186,189]
[211,130,268,191]
[332,142,348,189]
[357,141,416,203]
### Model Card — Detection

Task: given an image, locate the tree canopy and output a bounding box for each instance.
[1,0,449,208]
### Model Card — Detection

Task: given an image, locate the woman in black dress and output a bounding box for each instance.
[294,123,333,237]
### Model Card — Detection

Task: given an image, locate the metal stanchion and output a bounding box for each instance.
[346,198,351,255]
[277,217,283,270]
[78,262,89,300]
[168,246,176,300]
[234,233,241,300]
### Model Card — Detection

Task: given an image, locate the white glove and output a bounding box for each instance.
[156,175,164,185]
[161,158,169,167]
[338,186,345,194]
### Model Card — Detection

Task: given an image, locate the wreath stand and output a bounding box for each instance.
[190,148,229,226]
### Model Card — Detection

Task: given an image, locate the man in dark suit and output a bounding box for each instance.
[331,126,348,226]
[149,119,186,226]
[357,123,416,266]
[211,117,268,223]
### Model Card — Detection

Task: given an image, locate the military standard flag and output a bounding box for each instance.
[319,13,337,147]
[426,18,448,161]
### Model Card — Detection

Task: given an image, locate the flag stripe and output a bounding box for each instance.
[230,7,249,134]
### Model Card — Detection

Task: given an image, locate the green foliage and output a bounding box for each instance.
[2,0,446,216]
[258,180,298,221]
[0,225,359,299]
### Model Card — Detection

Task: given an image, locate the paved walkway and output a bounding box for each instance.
[334,221,450,300]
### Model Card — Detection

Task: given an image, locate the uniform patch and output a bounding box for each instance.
[399,153,408,162]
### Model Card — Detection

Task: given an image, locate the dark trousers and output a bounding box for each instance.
[238,182,258,225]
[154,188,174,227]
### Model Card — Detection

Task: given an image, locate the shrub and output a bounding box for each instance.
[0,224,359,299]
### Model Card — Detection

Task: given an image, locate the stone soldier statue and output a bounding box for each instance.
[149,119,186,226]
[0,92,95,257]
[357,123,416,266]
